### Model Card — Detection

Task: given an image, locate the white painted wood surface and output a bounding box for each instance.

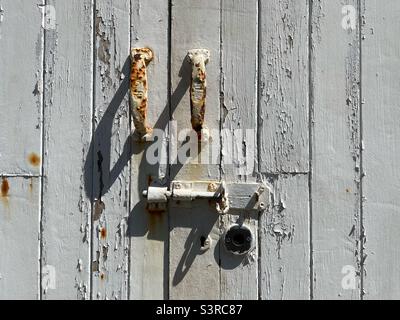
[312,0,362,300]
[258,0,310,300]
[169,0,221,300]
[0,0,43,174]
[0,177,40,299]
[41,0,93,300]
[0,0,43,301]
[260,175,309,300]
[91,0,130,300]
[259,0,309,174]
[1,0,400,300]
[220,0,259,300]
[129,0,169,300]
[362,0,400,300]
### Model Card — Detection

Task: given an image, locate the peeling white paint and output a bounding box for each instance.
[0,5,4,40]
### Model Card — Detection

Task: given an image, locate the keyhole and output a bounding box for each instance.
[224,224,253,255]
[232,233,245,246]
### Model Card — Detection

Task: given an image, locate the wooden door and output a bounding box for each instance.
[1,0,400,300]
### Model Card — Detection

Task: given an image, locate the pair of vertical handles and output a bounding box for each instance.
[130,47,209,139]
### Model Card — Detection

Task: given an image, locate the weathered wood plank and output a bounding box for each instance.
[312,0,361,300]
[91,0,130,300]
[260,174,310,300]
[129,0,169,300]
[220,0,259,300]
[362,0,400,300]
[169,0,221,300]
[41,0,93,299]
[0,177,40,299]
[259,0,309,174]
[0,1,43,174]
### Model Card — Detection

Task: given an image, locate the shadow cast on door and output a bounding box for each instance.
[83,55,245,292]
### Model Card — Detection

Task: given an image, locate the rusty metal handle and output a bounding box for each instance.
[130,48,153,138]
[187,49,210,135]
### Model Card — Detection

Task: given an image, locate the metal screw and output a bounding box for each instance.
[259,202,266,210]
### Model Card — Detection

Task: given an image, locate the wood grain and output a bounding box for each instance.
[91,0,130,300]
[129,0,170,300]
[259,0,309,174]
[260,174,310,300]
[362,0,400,300]
[169,0,221,300]
[220,0,259,300]
[312,0,362,300]
[0,177,40,299]
[41,0,93,300]
[0,0,43,174]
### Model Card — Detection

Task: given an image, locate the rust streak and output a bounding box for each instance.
[1,178,9,197]
[1,178,10,208]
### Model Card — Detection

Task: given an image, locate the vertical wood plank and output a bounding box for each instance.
[258,0,310,300]
[91,0,130,300]
[41,0,93,299]
[362,0,400,299]
[0,0,43,174]
[259,0,309,174]
[129,0,169,300]
[0,0,43,300]
[169,0,221,300]
[260,174,310,300]
[219,0,259,300]
[312,0,362,300]
[0,177,40,299]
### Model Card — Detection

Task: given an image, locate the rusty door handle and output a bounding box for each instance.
[188,49,210,135]
[130,47,153,138]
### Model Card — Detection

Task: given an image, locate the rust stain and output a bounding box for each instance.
[1,178,9,197]
[147,175,153,186]
[28,153,41,167]
[100,273,105,281]
[100,227,107,239]
[130,47,153,137]
[1,178,10,207]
